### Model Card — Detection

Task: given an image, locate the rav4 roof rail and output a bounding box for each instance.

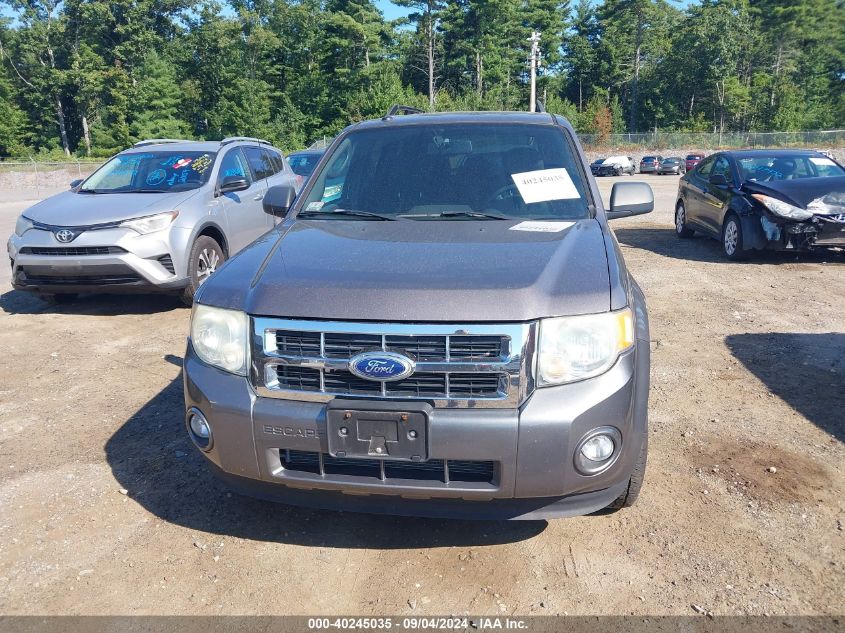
[132,138,192,147]
[535,99,546,113]
[220,136,271,146]
[384,104,424,118]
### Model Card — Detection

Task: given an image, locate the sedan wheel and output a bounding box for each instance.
[675,202,694,238]
[722,214,746,260]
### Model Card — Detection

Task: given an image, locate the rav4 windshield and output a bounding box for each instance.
[81,151,217,193]
[298,124,592,220]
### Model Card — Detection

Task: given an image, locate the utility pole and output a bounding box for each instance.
[528,31,541,113]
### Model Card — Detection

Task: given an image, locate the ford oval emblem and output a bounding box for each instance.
[348,351,415,382]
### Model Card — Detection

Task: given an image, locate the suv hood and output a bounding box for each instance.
[199,219,612,322]
[22,189,201,226]
[743,176,845,215]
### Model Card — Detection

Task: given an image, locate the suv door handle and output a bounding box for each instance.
[253,193,264,201]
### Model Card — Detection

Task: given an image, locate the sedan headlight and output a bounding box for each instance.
[120,211,179,234]
[190,304,249,375]
[751,194,813,221]
[15,215,33,237]
[538,308,634,386]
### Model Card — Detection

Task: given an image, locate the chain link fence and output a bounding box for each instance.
[580,129,845,150]
[0,159,102,202]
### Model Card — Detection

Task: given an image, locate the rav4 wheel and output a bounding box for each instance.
[605,437,647,511]
[722,213,746,261]
[675,201,694,238]
[182,235,226,305]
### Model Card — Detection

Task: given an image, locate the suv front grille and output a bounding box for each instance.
[279,450,496,484]
[254,318,534,408]
[19,246,125,256]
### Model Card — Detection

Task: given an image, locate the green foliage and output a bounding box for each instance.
[0,0,842,157]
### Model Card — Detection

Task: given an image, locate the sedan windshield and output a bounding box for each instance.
[298,124,591,220]
[737,155,845,182]
[80,151,217,193]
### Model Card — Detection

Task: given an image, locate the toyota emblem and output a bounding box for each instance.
[54,229,76,243]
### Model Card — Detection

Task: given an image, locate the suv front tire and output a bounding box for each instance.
[182,236,226,305]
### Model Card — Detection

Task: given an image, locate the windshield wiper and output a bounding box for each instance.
[131,189,167,193]
[296,209,396,221]
[400,210,510,220]
[77,188,101,194]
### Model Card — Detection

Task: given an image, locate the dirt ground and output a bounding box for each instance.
[0,174,843,617]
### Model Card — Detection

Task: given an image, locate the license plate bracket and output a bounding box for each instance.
[326,399,431,461]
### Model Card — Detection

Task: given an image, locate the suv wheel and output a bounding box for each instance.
[182,236,226,305]
[615,166,622,177]
[675,201,694,238]
[604,438,647,511]
[722,213,746,261]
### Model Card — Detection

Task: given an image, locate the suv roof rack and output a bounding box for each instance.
[132,138,192,147]
[384,104,424,118]
[220,136,271,147]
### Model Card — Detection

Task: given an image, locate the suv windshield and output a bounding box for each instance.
[80,150,217,193]
[298,123,591,220]
[287,153,322,177]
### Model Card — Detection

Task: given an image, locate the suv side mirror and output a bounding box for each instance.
[263,184,297,217]
[218,175,250,195]
[607,182,654,220]
[70,178,83,189]
[709,173,729,187]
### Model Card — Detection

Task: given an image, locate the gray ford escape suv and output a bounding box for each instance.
[183,107,654,520]
[8,137,297,304]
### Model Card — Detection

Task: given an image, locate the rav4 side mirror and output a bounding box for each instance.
[709,173,729,187]
[263,184,297,217]
[70,178,83,189]
[218,175,250,195]
[607,182,654,220]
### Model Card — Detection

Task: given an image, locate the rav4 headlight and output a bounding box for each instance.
[15,215,34,237]
[190,304,249,376]
[538,308,634,386]
[751,194,813,221]
[120,211,179,234]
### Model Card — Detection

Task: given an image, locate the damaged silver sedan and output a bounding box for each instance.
[674,149,845,259]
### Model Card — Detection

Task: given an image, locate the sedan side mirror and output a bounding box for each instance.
[709,173,729,187]
[70,178,83,189]
[607,182,654,220]
[263,184,297,217]
[218,175,250,195]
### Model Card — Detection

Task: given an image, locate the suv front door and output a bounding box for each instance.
[216,147,268,253]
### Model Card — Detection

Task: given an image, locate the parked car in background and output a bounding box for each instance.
[639,155,662,174]
[590,158,606,176]
[656,157,685,175]
[596,155,636,176]
[675,149,845,259]
[184,107,655,520]
[685,153,705,171]
[286,149,325,188]
[8,137,299,304]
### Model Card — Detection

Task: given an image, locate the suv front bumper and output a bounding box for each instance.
[7,226,192,293]
[183,338,649,520]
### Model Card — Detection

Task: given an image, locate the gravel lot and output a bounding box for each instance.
[0,174,843,616]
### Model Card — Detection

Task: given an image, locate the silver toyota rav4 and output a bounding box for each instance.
[8,137,298,304]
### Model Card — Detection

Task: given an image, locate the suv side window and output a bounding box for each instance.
[266,149,285,175]
[243,146,274,180]
[217,148,251,185]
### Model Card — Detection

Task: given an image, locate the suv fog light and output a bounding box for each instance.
[581,434,614,462]
[187,408,213,451]
[574,426,622,475]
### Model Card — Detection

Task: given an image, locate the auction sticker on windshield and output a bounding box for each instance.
[511,168,580,204]
[509,221,575,232]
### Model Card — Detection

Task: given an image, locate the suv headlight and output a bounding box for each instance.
[15,215,33,236]
[538,308,634,386]
[120,211,179,234]
[190,304,249,375]
[751,194,813,221]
